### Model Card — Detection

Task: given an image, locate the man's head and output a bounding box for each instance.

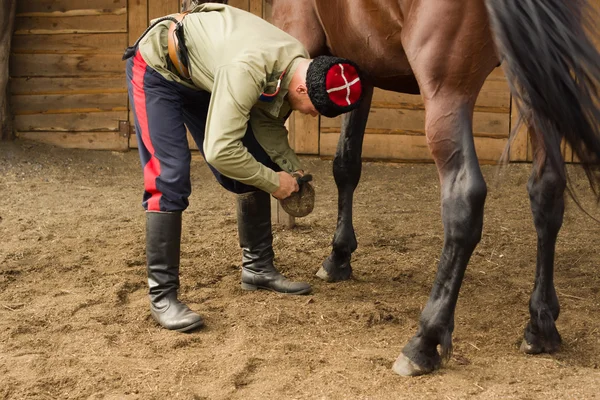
[288,56,364,118]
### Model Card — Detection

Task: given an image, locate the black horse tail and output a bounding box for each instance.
[485,0,600,198]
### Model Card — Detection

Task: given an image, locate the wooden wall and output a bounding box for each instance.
[10,0,129,150]
[14,0,595,165]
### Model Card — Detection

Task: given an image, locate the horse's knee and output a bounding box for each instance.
[332,153,362,188]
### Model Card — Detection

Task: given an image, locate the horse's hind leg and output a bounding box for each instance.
[521,129,565,354]
[316,86,374,282]
[392,93,488,375]
[391,1,498,372]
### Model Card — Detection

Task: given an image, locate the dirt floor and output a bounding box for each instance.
[0,139,599,400]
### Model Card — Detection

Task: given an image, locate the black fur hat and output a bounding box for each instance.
[306,56,364,118]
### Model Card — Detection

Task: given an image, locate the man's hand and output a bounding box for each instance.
[271,171,300,200]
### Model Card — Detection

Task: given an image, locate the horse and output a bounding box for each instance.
[182,0,600,376]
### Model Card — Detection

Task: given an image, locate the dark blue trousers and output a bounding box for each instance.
[126,51,281,212]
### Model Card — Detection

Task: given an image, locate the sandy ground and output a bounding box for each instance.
[0,139,599,400]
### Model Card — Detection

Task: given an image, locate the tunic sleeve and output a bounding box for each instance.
[203,64,280,194]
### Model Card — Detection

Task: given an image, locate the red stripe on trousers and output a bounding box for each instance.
[132,51,162,211]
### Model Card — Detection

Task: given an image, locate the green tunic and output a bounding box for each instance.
[137,3,309,194]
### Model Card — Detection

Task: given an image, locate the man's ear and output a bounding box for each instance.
[296,83,309,95]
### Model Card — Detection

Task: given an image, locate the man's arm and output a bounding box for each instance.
[203,64,281,194]
[249,107,303,174]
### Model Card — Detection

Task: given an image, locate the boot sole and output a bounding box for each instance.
[174,319,205,333]
[241,282,312,295]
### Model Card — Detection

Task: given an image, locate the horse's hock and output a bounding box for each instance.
[11,0,595,163]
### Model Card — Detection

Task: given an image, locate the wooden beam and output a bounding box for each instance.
[271,196,295,228]
[12,33,128,54]
[320,132,509,164]
[12,93,128,115]
[293,113,319,154]
[1,0,16,140]
[14,111,127,132]
[128,0,148,47]
[16,131,129,151]
[321,107,510,138]
[10,53,125,77]
[11,77,127,95]
[14,15,127,35]
[17,9,127,18]
[228,0,249,11]
[148,0,179,21]
[249,0,263,17]
[17,0,127,14]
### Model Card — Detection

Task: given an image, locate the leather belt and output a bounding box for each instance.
[167,12,191,79]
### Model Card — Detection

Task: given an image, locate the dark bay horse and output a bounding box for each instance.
[182,0,600,376]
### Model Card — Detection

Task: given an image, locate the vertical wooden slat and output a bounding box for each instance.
[262,0,272,21]
[148,0,179,20]
[228,0,249,11]
[128,0,148,45]
[127,0,148,147]
[271,196,295,228]
[249,0,263,17]
[294,113,320,155]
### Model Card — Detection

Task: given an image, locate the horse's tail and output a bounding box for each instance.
[485,0,600,197]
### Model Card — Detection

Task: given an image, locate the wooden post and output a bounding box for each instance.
[271,116,296,228]
[271,196,295,228]
[0,0,16,140]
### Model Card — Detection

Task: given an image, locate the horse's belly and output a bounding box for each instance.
[316,0,418,93]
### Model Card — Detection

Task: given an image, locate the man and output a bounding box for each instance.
[124,3,363,332]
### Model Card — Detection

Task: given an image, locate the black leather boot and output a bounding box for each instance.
[146,211,204,332]
[237,191,312,295]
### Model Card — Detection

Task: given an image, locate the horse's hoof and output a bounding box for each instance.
[315,264,352,282]
[392,354,433,377]
[520,339,542,354]
[520,339,560,354]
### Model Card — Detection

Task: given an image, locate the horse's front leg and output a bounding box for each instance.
[393,99,487,376]
[520,130,565,354]
[316,86,374,282]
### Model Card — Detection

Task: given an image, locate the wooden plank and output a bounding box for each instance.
[228,0,250,11]
[321,108,510,138]
[293,112,319,154]
[320,132,508,163]
[1,0,17,141]
[249,0,263,17]
[10,53,125,77]
[271,196,295,228]
[12,93,127,114]
[128,0,148,47]
[11,77,126,95]
[12,33,127,54]
[372,79,510,113]
[263,0,273,21]
[17,0,127,14]
[148,0,179,20]
[18,9,127,18]
[14,111,127,132]
[14,15,127,34]
[16,131,129,151]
